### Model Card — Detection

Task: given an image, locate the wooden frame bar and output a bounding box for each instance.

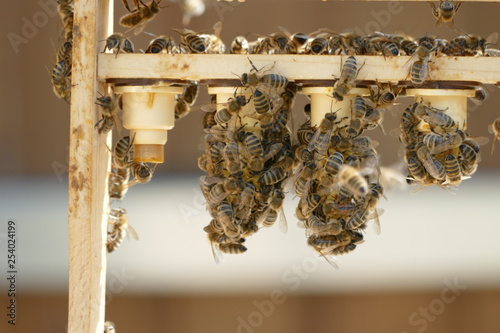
[97,54,500,85]
[68,0,112,332]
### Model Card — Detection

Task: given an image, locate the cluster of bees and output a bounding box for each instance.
[51,0,73,104]
[199,62,297,262]
[400,101,497,189]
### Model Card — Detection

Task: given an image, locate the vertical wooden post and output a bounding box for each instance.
[68,0,112,332]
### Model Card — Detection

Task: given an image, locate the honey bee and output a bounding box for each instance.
[443,34,487,56]
[307,35,330,55]
[103,33,134,55]
[95,95,121,134]
[203,177,243,208]
[458,143,478,175]
[410,59,429,87]
[241,58,289,92]
[444,153,461,185]
[56,40,72,63]
[199,21,226,54]
[364,33,400,57]
[337,165,368,199]
[130,162,154,184]
[173,28,207,53]
[106,208,138,253]
[231,36,249,54]
[364,107,386,134]
[407,155,433,184]
[109,164,130,200]
[119,0,162,35]
[259,166,287,186]
[252,89,271,114]
[204,95,247,127]
[297,121,314,145]
[104,320,116,333]
[416,144,446,180]
[368,81,402,108]
[57,0,74,41]
[238,182,256,210]
[174,82,199,120]
[429,0,463,26]
[331,55,362,101]
[219,242,247,255]
[52,59,72,104]
[174,98,189,120]
[488,117,500,154]
[145,34,179,54]
[308,112,340,156]
[113,136,133,169]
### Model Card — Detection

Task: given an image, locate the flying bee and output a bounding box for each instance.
[444,153,462,185]
[106,208,138,253]
[231,36,249,54]
[145,34,179,53]
[337,165,369,199]
[119,0,162,35]
[103,33,134,56]
[331,56,363,101]
[368,81,402,108]
[429,0,463,26]
[173,28,207,53]
[109,164,130,200]
[410,59,429,87]
[488,117,500,154]
[52,59,72,104]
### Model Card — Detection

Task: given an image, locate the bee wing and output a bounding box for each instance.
[201,103,217,113]
[126,224,139,240]
[278,207,288,234]
[368,208,384,235]
[320,252,340,270]
[277,26,293,39]
[471,136,490,146]
[211,242,224,265]
[213,21,223,37]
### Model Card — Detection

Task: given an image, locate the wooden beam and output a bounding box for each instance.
[68,0,112,332]
[97,54,500,85]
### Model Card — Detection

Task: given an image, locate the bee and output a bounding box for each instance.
[103,33,134,55]
[145,34,179,54]
[308,233,351,250]
[407,156,433,184]
[130,162,154,184]
[106,208,138,253]
[173,28,207,54]
[119,0,162,35]
[331,56,362,101]
[368,81,402,108]
[104,320,116,333]
[337,165,368,199]
[364,33,400,57]
[259,166,287,186]
[297,121,314,145]
[444,153,462,185]
[252,89,271,114]
[351,95,367,119]
[364,107,386,134]
[416,144,446,180]
[199,21,226,54]
[109,164,130,200]
[429,0,463,26]
[410,59,429,87]
[203,177,243,208]
[52,59,72,104]
[488,117,500,154]
[336,32,365,55]
[113,136,134,169]
[56,40,72,63]
[231,36,250,54]
[57,0,74,41]
[308,112,340,156]
[458,143,478,175]
[443,34,487,56]
[238,182,256,210]
[241,58,289,92]
[416,36,437,60]
[307,35,330,55]
[95,95,121,134]
[324,152,344,177]
[219,242,247,255]
[299,193,322,218]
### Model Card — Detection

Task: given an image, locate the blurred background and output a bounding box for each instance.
[1,0,500,332]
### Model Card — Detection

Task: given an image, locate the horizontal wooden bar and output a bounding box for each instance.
[97,54,500,85]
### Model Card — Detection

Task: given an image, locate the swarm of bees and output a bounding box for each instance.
[293,96,384,265]
[199,62,296,263]
[400,101,484,188]
[51,0,74,104]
